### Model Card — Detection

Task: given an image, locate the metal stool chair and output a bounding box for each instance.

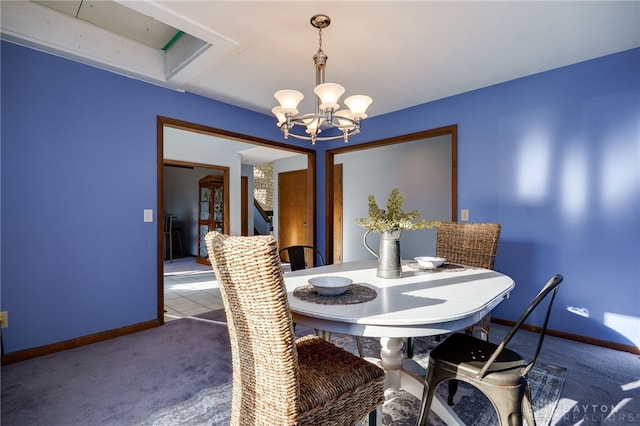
[417,274,563,426]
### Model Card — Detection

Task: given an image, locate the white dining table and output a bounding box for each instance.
[284,259,515,425]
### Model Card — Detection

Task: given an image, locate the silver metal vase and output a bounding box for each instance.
[363,229,402,279]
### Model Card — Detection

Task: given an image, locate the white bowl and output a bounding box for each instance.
[414,256,446,269]
[308,276,353,296]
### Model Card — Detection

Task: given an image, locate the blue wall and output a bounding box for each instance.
[317,48,640,348]
[2,40,639,353]
[0,41,289,353]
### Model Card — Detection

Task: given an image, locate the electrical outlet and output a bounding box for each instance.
[0,311,8,329]
[461,209,469,221]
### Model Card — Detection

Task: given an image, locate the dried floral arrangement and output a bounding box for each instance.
[354,187,439,233]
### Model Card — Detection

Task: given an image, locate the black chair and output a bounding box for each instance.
[279,245,325,271]
[280,244,365,357]
[417,274,563,426]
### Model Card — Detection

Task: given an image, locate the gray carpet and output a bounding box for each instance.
[1,316,231,426]
[135,310,565,426]
[134,365,565,426]
[9,307,633,425]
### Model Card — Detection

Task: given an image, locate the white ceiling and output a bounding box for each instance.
[2,1,639,142]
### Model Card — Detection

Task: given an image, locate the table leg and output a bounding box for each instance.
[315,329,331,340]
[369,337,465,426]
[379,337,404,392]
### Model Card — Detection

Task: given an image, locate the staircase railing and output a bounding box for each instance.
[254,199,272,235]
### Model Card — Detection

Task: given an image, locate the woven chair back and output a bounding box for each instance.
[205,231,299,425]
[435,222,501,269]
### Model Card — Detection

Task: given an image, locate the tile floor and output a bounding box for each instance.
[163,257,224,322]
[163,255,292,322]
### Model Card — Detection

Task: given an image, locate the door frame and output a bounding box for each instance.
[241,176,249,236]
[156,116,316,324]
[324,125,458,264]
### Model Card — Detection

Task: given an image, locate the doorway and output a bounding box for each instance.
[325,125,458,264]
[156,116,315,324]
[164,162,228,262]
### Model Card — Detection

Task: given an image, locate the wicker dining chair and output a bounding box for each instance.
[417,274,563,426]
[435,221,502,338]
[205,231,385,426]
[406,222,502,358]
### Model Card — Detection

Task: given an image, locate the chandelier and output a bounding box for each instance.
[272,14,372,145]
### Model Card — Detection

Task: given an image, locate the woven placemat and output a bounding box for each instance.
[405,262,467,273]
[293,284,377,305]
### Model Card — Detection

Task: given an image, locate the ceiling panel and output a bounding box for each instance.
[35,0,181,49]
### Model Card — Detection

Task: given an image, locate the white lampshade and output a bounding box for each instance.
[271,107,286,126]
[334,109,355,130]
[314,83,345,111]
[303,117,323,135]
[274,90,304,114]
[344,95,372,119]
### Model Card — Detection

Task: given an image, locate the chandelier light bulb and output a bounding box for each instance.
[274,90,304,114]
[271,106,286,126]
[344,95,373,120]
[334,110,355,130]
[314,83,345,111]
[304,117,323,134]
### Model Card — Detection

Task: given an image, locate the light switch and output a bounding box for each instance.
[461,209,469,221]
[144,209,153,223]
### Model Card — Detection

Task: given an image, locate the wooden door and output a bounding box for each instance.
[333,164,343,264]
[278,169,312,251]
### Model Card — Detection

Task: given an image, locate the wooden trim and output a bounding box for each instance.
[158,116,315,156]
[307,154,317,251]
[1,320,159,365]
[327,125,457,155]
[165,159,229,169]
[241,176,248,236]
[491,317,640,355]
[325,151,335,264]
[333,163,343,264]
[449,125,459,222]
[157,117,165,325]
[325,125,458,262]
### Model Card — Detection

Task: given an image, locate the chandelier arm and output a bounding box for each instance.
[278,123,361,142]
[313,128,360,142]
[288,113,360,128]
